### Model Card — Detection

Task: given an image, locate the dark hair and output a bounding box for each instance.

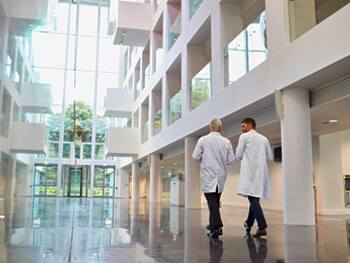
[241,118,256,129]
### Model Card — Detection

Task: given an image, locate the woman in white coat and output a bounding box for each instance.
[236,118,273,237]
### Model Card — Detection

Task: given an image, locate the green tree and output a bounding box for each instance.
[45,100,108,159]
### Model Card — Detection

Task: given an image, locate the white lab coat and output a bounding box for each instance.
[192,132,235,193]
[236,130,273,198]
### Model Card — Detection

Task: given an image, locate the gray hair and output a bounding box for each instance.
[210,119,222,131]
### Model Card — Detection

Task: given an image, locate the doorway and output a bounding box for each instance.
[63,165,89,197]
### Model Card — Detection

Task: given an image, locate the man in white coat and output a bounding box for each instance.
[236,118,273,237]
[193,119,235,238]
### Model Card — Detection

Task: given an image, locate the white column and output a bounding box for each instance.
[132,162,140,200]
[185,137,201,209]
[117,167,130,198]
[150,154,161,203]
[281,88,315,225]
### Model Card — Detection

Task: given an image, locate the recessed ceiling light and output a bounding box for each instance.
[161,166,164,168]
[328,119,338,123]
[173,163,177,165]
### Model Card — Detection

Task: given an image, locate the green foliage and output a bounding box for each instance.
[45,100,109,159]
[169,90,181,124]
[65,101,93,142]
[191,78,210,110]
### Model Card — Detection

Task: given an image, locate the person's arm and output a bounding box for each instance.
[266,140,273,163]
[192,138,203,165]
[235,135,245,162]
[227,141,235,165]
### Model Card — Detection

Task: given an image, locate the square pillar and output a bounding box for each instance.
[185,136,201,209]
[150,153,161,203]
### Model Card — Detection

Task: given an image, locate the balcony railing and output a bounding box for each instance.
[189,0,204,19]
[153,109,162,136]
[168,90,181,125]
[191,62,211,110]
[142,120,149,143]
[225,11,267,86]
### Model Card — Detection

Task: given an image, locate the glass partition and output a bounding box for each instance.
[225,11,267,85]
[191,62,211,110]
[168,90,181,125]
[153,109,162,136]
[167,6,181,51]
[144,65,150,89]
[189,0,204,19]
[142,121,149,143]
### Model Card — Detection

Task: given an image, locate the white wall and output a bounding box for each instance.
[317,130,350,214]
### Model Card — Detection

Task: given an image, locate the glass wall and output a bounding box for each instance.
[30,1,117,164]
[191,62,211,110]
[33,164,58,196]
[225,11,267,85]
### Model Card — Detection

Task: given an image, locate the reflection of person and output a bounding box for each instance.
[209,237,223,263]
[193,119,235,238]
[244,233,268,262]
[236,118,273,237]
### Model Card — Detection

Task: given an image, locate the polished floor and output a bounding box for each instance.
[0,197,349,263]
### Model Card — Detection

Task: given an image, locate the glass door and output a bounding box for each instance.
[93,166,115,197]
[69,168,83,197]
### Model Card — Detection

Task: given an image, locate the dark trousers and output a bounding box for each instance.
[246,196,267,230]
[204,187,223,229]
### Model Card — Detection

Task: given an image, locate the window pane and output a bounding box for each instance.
[94,168,104,187]
[93,188,103,196]
[77,36,96,70]
[49,143,59,158]
[104,188,114,197]
[83,144,92,159]
[63,143,72,159]
[97,73,118,107]
[46,187,57,196]
[75,143,81,159]
[95,144,104,160]
[47,167,58,186]
[99,38,119,72]
[32,31,67,69]
[79,5,98,36]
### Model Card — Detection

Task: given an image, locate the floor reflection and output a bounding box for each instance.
[0,197,349,262]
[244,234,267,262]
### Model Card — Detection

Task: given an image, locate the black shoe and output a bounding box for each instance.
[208,227,223,238]
[244,222,251,233]
[206,224,211,231]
